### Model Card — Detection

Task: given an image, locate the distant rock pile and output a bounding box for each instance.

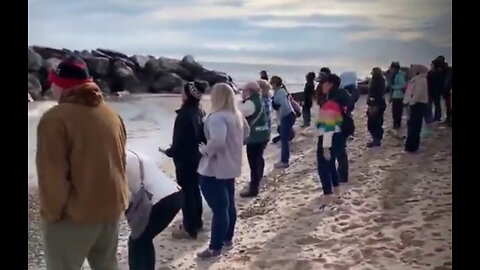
[28,46,236,101]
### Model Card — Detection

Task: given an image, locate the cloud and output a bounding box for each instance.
[28,0,452,67]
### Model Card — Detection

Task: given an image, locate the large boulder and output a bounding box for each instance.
[158,57,192,80]
[28,73,42,100]
[84,57,110,77]
[180,55,204,77]
[97,48,129,60]
[32,46,67,60]
[144,59,169,77]
[112,59,135,78]
[130,55,152,70]
[198,70,230,86]
[150,73,184,93]
[28,47,44,72]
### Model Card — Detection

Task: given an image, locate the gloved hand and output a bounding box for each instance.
[199,143,208,156]
[323,148,331,161]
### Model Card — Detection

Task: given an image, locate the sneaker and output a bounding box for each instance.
[197,248,221,259]
[172,225,196,239]
[274,162,289,169]
[223,240,233,250]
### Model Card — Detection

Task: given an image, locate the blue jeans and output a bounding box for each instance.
[280,113,296,163]
[317,133,341,195]
[200,176,236,251]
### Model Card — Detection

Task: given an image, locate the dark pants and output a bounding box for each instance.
[317,133,341,195]
[433,95,442,121]
[200,176,236,251]
[302,105,311,126]
[280,113,296,164]
[175,169,203,238]
[367,104,385,141]
[405,103,426,152]
[336,134,349,183]
[246,142,267,193]
[128,191,183,270]
[392,99,404,129]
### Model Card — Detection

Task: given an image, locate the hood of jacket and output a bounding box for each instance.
[59,82,104,107]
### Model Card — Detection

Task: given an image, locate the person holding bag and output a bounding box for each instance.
[126,150,183,270]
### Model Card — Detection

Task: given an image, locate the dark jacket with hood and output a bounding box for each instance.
[368,76,387,108]
[165,101,206,178]
[36,82,128,224]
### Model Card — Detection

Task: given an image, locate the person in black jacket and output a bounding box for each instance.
[427,59,447,122]
[302,72,316,127]
[160,81,207,240]
[366,67,387,147]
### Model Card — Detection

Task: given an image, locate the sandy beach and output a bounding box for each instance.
[28,95,452,270]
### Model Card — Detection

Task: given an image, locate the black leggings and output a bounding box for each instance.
[176,169,203,238]
[128,191,183,270]
[392,99,404,129]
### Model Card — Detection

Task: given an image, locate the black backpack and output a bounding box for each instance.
[332,88,355,137]
[340,111,355,137]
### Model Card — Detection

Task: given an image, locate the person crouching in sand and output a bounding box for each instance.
[126,151,182,270]
[315,74,350,208]
[403,72,429,153]
[197,83,250,258]
[160,81,207,240]
[239,82,271,198]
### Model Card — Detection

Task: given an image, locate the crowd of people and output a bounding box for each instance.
[35,55,452,269]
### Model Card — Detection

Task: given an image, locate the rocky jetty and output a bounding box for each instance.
[28,46,236,101]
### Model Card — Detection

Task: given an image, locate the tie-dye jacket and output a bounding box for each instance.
[315,99,343,148]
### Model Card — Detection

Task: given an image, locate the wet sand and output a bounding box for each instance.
[28,95,452,270]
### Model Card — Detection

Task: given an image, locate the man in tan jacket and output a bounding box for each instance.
[36,56,127,270]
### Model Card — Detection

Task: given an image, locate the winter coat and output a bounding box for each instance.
[36,82,128,224]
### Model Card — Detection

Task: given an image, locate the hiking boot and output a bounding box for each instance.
[197,248,221,259]
[274,162,289,169]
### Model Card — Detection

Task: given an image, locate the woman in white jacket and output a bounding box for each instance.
[403,72,429,153]
[126,150,183,270]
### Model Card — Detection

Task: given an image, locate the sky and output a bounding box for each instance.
[28,0,452,70]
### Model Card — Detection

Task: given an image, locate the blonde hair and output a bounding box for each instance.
[210,83,243,127]
[256,79,272,98]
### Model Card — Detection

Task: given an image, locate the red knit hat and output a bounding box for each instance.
[48,55,93,89]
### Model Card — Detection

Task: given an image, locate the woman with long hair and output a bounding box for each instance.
[159,81,207,240]
[196,83,250,258]
[366,67,387,147]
